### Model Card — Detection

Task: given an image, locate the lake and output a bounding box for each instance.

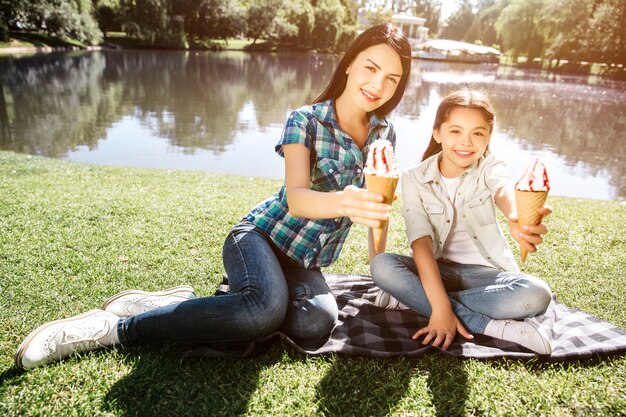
[1,50,625,200]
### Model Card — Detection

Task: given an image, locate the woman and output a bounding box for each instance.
[15,23,413,369]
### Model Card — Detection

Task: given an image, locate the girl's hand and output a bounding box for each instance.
[340,185,391,228]
[412,309,473,351]
[508,205,553,254]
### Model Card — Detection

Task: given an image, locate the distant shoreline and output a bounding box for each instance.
[2,43,624,83]
[0,45,103,55]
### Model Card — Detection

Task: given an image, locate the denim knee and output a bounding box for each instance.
[238,287,288,339]
[521,276,552,317]
[495,275,552,319]
[370,252,399,288]
[281,292,338,340]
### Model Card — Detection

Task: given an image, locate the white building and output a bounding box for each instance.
[392,13,429,48]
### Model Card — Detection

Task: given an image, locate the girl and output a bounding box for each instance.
[371,89,554,354]
[15,24,413,369]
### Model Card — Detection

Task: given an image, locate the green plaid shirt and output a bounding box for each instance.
[244,99,396,268]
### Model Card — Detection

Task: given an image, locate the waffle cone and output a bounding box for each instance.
[365,174,399,252]
[515,189,548,263]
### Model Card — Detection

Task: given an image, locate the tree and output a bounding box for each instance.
[245,0,282,44]
[364,6,394,27]
[541,0,591,65]
[311,0,357,53]
[275,0,314,49]
[339,0,359,26]
[94,0,123,33]
[440,1,474,40]
[182,0,242,40]
[1,0,103,44]
[495,0,545,61]
[0,0,15,41]
[410,0,441,37]
[463,0,507,47]
[121,0,187,47]
[45,0,103,44]
[583,0,626,67]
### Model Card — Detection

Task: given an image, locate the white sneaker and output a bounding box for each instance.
[374,289,410,310]
[15,309,120,370]
[489,319,553,355]
[102,285,196,318]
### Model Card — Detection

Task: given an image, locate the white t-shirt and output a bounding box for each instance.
[401,153,518,272]
[440,175,493,267]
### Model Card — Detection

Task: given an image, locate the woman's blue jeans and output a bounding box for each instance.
[118,222,338,345]
[370,253,552,334]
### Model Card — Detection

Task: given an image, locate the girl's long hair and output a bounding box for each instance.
[314,23,412,118]
[421,89,495,161]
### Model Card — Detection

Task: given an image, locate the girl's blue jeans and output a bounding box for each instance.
[370,253,552,334]
[118,221,338,346]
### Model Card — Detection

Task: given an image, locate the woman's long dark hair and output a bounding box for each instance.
[314,23,412,118]
[421,89,495,161]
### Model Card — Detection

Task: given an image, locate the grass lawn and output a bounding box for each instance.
[0,151,624,416]
[2,32,84,49]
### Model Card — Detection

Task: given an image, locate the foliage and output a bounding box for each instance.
[246,0,278,43]
[120,0,187,48]
[439,0,626,68]
[0,0,10,41]
[219,0,355,52]
[94,0,124,33]
[311,0,357,53]
[495,0,545,61]
[440,1,475,41]
[339,0,359,26]
[364,6,395,27]
[178,0,244,41]
[540,0,591,65]
[410,0,441,37]
[582,0,626,67]
[278,0,315,49]
[2,0,625,63]
[0,17,6,42]
[1,0,103,44]
[463,0,504,47]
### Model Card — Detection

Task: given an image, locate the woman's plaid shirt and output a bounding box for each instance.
[244,100,397,268]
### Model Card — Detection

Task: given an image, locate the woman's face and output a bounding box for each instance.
[434,106,492,178]
[341,43,403,114]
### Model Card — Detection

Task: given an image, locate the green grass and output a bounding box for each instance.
[3,32,84,48]
[0,38,37,50]
[0,150,625,416]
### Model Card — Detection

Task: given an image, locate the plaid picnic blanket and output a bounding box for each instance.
[187,274,626,361]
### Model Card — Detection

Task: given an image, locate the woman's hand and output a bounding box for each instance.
[508,205,553,254]
[412,309,473,351]
[340,185,391,227]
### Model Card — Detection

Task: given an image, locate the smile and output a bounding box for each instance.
[361,89,380,102]
[454,150,474,158]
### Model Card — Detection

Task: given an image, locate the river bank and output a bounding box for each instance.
[2,32,624,80]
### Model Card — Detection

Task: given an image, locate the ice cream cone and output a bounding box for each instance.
[515,189,548,263]
[365,174,399,252]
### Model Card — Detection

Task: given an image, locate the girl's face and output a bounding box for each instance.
[342,44,403,114]
[434,106,492,178]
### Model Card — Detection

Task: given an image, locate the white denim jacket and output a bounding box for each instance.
[401,152,520,272]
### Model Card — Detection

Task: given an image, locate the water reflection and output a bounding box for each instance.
[0,51,624,200]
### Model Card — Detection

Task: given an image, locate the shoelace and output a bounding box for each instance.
[59,322,111,348]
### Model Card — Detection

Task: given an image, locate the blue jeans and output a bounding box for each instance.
[118,222,338,345]
[370,253,552,334]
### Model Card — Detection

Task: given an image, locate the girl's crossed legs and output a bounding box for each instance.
[371,253,553,353]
